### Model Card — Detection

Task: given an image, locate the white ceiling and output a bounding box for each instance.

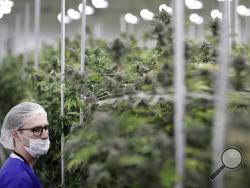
[0,0,250,55]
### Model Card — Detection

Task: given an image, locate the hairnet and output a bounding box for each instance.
[0,102,47,150]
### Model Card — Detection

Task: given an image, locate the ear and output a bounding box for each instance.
[12,130,21,142]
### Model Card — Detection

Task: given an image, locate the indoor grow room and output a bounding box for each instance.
[0,0,250,188]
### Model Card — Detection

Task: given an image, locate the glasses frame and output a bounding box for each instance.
[17,125,49,137]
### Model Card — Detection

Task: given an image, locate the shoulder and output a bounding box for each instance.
[0,157,26,173]
[0,175,33,187]
[0,158,34,187]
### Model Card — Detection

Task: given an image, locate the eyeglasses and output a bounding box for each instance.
[17,125,49,137]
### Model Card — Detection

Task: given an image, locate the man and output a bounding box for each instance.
[0,102,50,188]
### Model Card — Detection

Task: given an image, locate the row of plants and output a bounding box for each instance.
[1,11,250,187]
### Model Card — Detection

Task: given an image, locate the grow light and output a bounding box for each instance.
[189,13,204,24]
[79,4,95,15]
[91,0,108,9]
[0,0,14,9]
[237,5,250,17]
[67,8,81,20]
[124,13,139,24]
[140,9,154,21]
[211,9,222,19]
[159,4,173,15]
[0,6,11,14]
[217,0,233,1]
[185,0,203,10]
[0,0,14,19]
[57,13,71,24]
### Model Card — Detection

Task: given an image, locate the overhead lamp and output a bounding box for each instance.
[86,6,95,15]
[211,9,222,19]
[217,0,233,1]
[1,0,14,8]
[159,4,173,15]
[91,0,109,9]
[185,0,203,10]
[0,0,14,15]
[78,3,95,15]
[67,8,81,20]
[0,0,14,19]
[140,9,154,21]
[189,13,204,24]
[0,6,11,14]
[57,13,71,24]
[237,5,250,17]
[124,13,139,24]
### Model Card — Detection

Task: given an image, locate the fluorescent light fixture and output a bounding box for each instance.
[185,0,203,10]
[211,9,222,19]
[91,0,109,9]
[67,8,81,20]
[1,0,14,8]
[0,13,3,19]
[0,0,14,15]
[159,4,173,15]
[237,5,250,17]
[124,13,139,24]
[0,6,11,14]
[8,0,14,7]
[86,6,95,15]
[189,13,204,24]
[140,9,154,21]
[57,13,71,24]
[78,4,95,15]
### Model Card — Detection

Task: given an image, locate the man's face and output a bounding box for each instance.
[18,114,49,146]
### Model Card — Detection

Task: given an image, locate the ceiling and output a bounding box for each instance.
[0,0,250,55]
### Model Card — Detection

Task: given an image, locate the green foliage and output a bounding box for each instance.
[0,54,29,122]
[65,110,173,188]
[231,55,248,91]
[1,11,250,188]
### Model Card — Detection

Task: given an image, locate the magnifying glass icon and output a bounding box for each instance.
[210,148,242,180]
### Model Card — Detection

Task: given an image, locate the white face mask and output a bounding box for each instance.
[24,138,50,158]
[20,134,50,158]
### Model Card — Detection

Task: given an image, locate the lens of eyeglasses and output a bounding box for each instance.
[32,126,48,136]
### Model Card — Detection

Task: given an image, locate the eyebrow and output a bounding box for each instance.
[20,124,49,130]
[32,124,49,128]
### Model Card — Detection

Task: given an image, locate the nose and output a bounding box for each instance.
[41,128,49,139]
